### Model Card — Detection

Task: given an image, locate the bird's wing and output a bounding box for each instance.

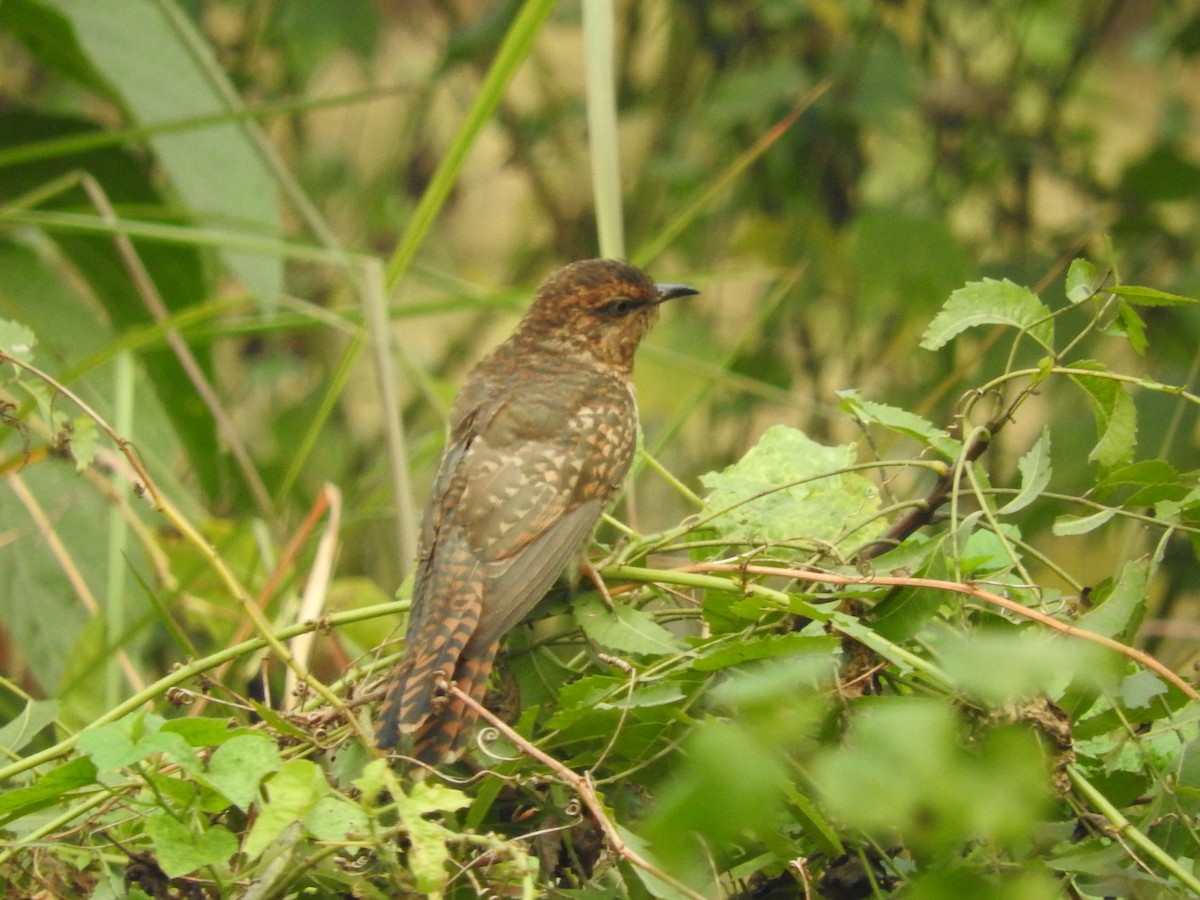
[456,371,636,645]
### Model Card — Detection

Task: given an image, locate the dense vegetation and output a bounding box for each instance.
[2,2,1200,897]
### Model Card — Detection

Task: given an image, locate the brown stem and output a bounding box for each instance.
[447,684,708,900]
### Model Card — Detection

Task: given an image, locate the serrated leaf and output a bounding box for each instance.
[1094,460,1185,506]
[144,815,237,878]
[574,595,685,655]
[0,318,37,362]
[837,389,961,458]
[1000,429,1052,514]
[919,278,1054,352]
[699,424,885,552]
[1109,285,1199,307]
[1065,258,1099,303]
[1067,361,1137,469]
[1052,507,1117,536]
[550,674,625,727]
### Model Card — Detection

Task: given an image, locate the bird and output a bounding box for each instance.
[375,258,698,766]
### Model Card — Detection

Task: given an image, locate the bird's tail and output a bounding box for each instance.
[411,640,500,764]
[377,640,501,766]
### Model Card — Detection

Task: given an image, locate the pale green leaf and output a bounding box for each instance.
[0,757,97,825]
[0,699,58,754]
[304,796,368,843]
[1000,429,1052,513]
[919,278,1054,351]
[40,0,281,304]
[144,815,237,878]
[1065,258,1099,303]
[242,759,327,860]
[1109,285,1199,307]
[0,318,36,362]
[574,594,685,656]
[202,733,283,811]
[1067,361,1138,469]
[67,415,97,471]
[1077,558,1149,643]
[699,424,885,553]
[837,389,961,458]
[693,634,839,672]
[1052,507,1117,536]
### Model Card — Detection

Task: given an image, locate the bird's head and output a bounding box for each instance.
[515,258,698,371]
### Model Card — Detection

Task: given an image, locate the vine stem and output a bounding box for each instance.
[447,684,708,900]
[607,563,1199,703]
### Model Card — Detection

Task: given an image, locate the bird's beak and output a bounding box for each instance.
[655,282,699,304]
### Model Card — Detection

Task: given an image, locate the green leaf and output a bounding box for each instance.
[144,815,237,878]
[810,699,1052,855]
[699,424,885,552]
[936,631,1117,703]
[0,756,97,825]
[1108,285,1200,307]
[0,699,59,754]
[394,781,471,895]
[870,588,945,643]
[1113,302,1148,355]
[160,717,248,747]
[837,389,961,458]
[35,0,282,304]
[1094,460,1186,506]
[202,733,283,811]
[919,278,1054,352]
[1076,558,1149,643]
[641,720,789,887]
[1067,361,1137,469]
[692,634,839,672]
[242,759,328,860]
[401,779,472,818]
[1000,429,1052,514]
[0,0,114,96]
[304,796,368,843]
[573,595,686,655]
[1119,670,1168,709]
[1051,507,1117,536]
[77,714,198,774]
[67,414,97,471]
[0,147,217,499]
[0,318,37,362]
[1065,258,1100,303]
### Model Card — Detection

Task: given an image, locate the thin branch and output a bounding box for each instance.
[447,684,708,900]
[683,562,1199,702]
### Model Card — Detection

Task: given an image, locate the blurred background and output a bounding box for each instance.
[1,0,1199,714]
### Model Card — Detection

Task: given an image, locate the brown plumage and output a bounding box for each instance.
[375,259,697,765]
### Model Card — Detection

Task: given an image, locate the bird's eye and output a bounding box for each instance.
[600,297,637,316]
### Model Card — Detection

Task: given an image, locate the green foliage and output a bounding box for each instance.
[3,2,1200,898]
